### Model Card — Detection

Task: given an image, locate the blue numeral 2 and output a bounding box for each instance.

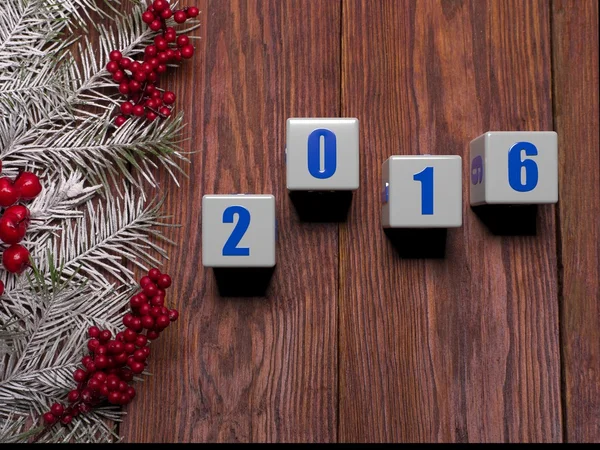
[413,167,434,215]
[222,206,251,256]
[307,128,337,179]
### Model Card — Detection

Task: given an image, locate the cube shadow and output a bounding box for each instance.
[471,204,538,236]
[384,228,448,259]
[289,191,353,223]
[213,267,275,297]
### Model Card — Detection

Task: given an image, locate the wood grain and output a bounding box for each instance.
[552,0,600,442]
[119,0,341,442]
[339,0,562,442]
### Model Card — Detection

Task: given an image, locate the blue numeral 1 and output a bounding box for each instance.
[413,167,434,215]
[307,128,337,179]
[222,206,251,256]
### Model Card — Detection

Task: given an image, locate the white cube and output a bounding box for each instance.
[286,118,359,191]
[202,194,276,268]
[470,131,558,206]
[382,155,462,228]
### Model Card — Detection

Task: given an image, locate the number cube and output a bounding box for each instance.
[382,155,462,228]
[470,131,558,206]
[202,194,276,268]
[286,118,359,191]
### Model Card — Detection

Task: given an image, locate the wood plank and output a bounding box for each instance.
[339,0,562,442]
[552,0,600,442]
[119,0,340,442]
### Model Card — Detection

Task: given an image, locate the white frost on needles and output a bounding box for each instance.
[0,0,195,442]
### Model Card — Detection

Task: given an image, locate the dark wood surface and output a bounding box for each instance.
[115,0,598,443]
[552,0,600,443]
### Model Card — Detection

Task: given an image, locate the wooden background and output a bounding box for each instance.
[116,0,599,443]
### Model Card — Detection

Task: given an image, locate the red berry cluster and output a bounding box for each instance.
[0,162,43,286]
[42,268,179,427]
[109,1,199,127]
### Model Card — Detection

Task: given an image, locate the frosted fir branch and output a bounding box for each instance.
[0,265,132,422]
[36,187,175,287]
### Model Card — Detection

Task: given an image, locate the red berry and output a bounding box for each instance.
[174,10,186,23]
[73,369,87,382]
[129,317,143,332]
[93,371,107,383]
[112,70,126,82]
[166,49,176,60]
[157,274,172,289]
[139,303,151,316]
[160,306,169,316]
[146,330,160,340]
[108,391,121,404]
[82,355,93,365]
[154,36,168,51]
[133,70,147,82]
[0,177,20,207]
[153,0,168,12]
[147,71,158,83]
[67,389,80,403]
[150,295,164,306]
[156,315,170,329]
[106,61,119,73]
[108,340,124,354]
[148,59,160,70]
[180,44,194,59]
[119,57,132,69]
[127,386,136,399]
[4,205,29,222]
[87,338,100,352]
[0,212,28,244]
[43,412,57,425]
[60,415,73,425]
[150,19,162,31]
[129,361,145,374]
[109,50,123,61]
[2,244,30,274]
[122,313,134,328]
[145,45,158,58]
[87,378,101,391]
[124,342,136,354]
[15,171,42,200]
[169,309,179,321]
[95,345,107,355]
[141,315,154,329]
[50,403,64,417]
[114,115,127,127]
[78,403,91,414]
[129,80,142,93]
[133,105,145,117]
[162,91,176,104]
[120,101,134,115]
[141,62,153,73]
[124,329,137,342]
[148,268,161,281]
[140,276,153,288]
[187,6,199,17]
[135,335,148,347]
[84,361,97,373]
[159,107,171,117]
[161,8,173,19]
[115,352,128,365]
[130,61,141,72]
[142,11,155,24]
[146,111,158,121]
[157,64,167,74]
[118,82,130,95]
[143,283,158,297]
[116,331,125,342]
[133,349,147,362]
[99,329,111,343]
[177,35,190,47]
[80,388,93,403]
[150,306,162,318]
[94,355,109,369]
[165,31,177,43]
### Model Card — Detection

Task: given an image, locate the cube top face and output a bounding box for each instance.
[382,155,463,228]
[286,118,359,191]
[202,194,276,268]
[470,131,558,205]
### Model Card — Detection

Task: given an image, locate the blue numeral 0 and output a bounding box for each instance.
[508,142,539,192]
[413,167,434,215]
[222,206,251,256]
[307,128,337,179]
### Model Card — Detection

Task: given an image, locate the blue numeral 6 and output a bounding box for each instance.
[307,128,337,179]
[222,206,251,256]
[508,141,538,192]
